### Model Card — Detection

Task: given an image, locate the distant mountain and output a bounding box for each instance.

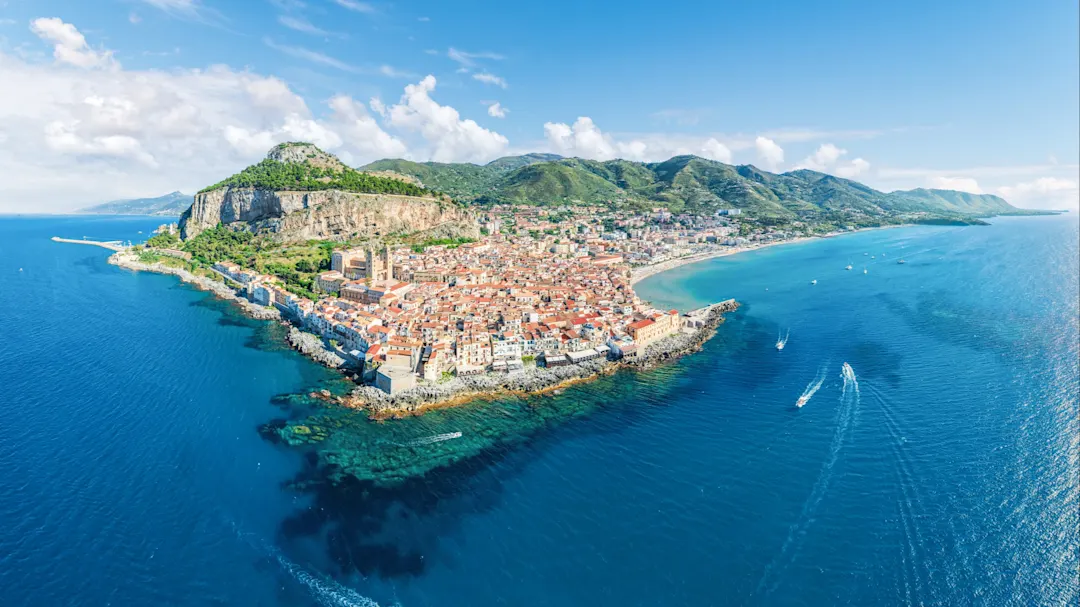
[80,191,193,217]
[362,154,1021,221]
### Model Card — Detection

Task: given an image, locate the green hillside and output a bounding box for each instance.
[360,153,1023,221]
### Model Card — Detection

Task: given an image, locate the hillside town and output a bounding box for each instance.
[202,206,755,395]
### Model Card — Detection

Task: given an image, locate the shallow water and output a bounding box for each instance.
[1,214,1076,606]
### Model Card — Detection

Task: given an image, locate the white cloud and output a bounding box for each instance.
[30,17,117,69]
[277,15,336,37]
[835,158,871,179]
[543,117,654,161]
[332,0,375,13]
[378,64,414,78]
[930,176,983,194]
[486,102,508,118]
[418,16,431,22]
[998,177,1080,210]
[135,0,216,22]
[385,75,508,163]
[701,138,732,163]
[327,95,407,160]
[128,13,142,24]
[794,142,870,178]
[754,136,784,170]
[447,47,503,68]
[263,37,358,72]
[0,19,417,212]
[472,72,507,88]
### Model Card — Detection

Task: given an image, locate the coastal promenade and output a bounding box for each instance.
[51,236,126,252]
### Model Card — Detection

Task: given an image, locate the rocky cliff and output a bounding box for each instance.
[179,142,479,242]
[179,187,477,241]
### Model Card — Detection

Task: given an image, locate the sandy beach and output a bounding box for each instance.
[629,225,911,285]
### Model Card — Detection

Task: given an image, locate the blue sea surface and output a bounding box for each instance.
[0,214,1076,606]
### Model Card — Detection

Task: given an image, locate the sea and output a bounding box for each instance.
[0,214,1076,606]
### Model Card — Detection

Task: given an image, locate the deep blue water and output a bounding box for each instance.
[0,214,1077,606]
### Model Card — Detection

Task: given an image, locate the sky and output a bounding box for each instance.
[0,0,1077,212]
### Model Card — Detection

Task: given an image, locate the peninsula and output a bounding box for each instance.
[60,141,1039,418]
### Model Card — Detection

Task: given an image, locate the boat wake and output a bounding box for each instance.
[403,431,463,446]
[223,519,393,607]
[274,553,389,607]
[795,366,828,408]
[756,362,860,597]
[776,329,790,351]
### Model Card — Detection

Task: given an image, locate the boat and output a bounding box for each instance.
[775,329,789,351]
[845,264,853,271]
[863,268,868,274]
[863,252,868,256]
[796,395,809,408]
[871,256,876,259]
[811,279,817,285]
[897,259,906,265]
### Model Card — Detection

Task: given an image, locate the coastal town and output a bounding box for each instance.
[195,204,755,397]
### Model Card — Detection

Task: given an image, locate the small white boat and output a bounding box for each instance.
[845,264,853,271]
[897,259,906,265]
[863,268,868,274]
[871,256,876,259]
[811,279,817,285]
[796,395,809,408]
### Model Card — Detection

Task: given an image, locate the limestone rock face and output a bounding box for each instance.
[179,188,478,242]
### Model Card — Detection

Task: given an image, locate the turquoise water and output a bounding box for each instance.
[0,214,1076,606]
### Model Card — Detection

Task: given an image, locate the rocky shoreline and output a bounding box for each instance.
[109,251,282,320]
[109,247,738,419]
[343,301,738,418]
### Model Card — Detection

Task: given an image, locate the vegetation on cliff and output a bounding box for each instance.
[177,225,334,299]
[197,158,438,198]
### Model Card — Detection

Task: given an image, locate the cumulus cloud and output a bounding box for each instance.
[486,102,508,118]
[385,75,509,163]
[472,72,507,88]
[544,117,622,161]
[0,19,434,211]
[326,95,408,160]
[794,142,870,178]
[701,138,732,163]
[755,136,784,170]
[31,18,118,69]
[998,177,1080,209]
[543,118,744,163]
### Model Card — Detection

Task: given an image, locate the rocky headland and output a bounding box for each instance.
[343,301,739,419]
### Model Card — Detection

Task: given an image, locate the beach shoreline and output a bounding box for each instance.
[629,225,911,285]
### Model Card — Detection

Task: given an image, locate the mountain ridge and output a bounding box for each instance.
[361,153,1024,221]
[80,191,193,217]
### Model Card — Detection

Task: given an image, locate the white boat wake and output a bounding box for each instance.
[223,518,392,607]
[756,362,860,597]
[275,553,389,607]
[403,431,463,446]
[795,366,828,408]
[775,329,790,351]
